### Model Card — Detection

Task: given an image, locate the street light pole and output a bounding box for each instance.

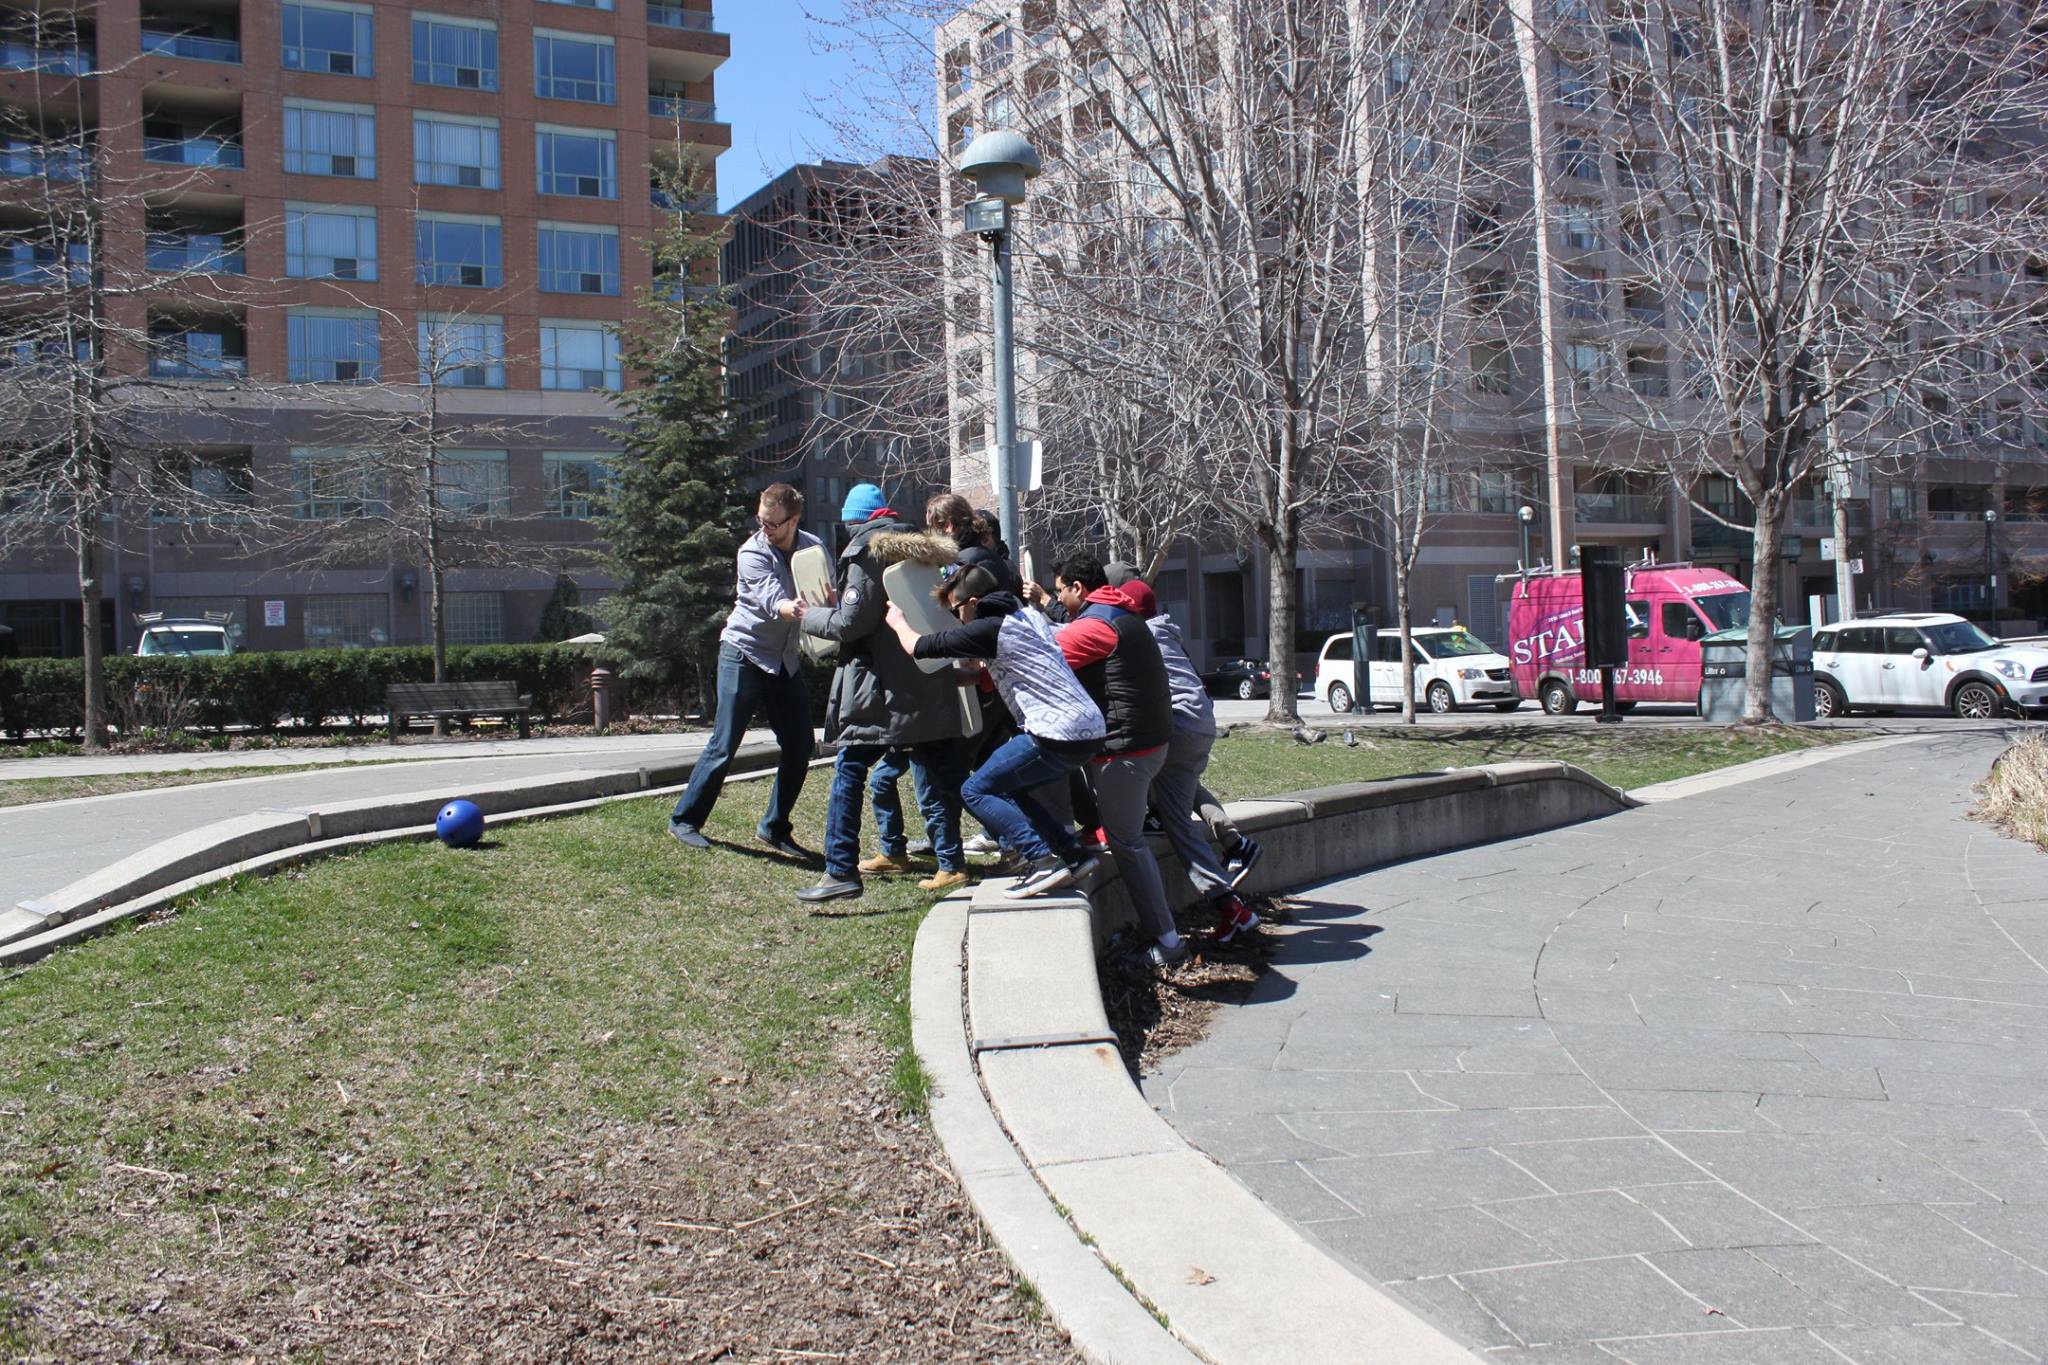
[1983,507,1998,633]
[957,130,1041,559]
[1517,504,1534,571]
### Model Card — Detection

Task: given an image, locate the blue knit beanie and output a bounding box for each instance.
[840,483,888,522]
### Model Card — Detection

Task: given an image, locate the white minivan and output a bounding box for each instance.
[1315,628,1521,714]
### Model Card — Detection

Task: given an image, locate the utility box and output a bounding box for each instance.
[1699,626,1815,723]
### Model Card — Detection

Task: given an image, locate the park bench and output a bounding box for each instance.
[386,680,532,741]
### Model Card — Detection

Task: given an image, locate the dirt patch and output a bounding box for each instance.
[7,1038,1077,1364]
[1974,734,2048,852]
[1097,896,1296,1078]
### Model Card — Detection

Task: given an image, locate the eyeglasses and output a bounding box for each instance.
[756,513,796,532]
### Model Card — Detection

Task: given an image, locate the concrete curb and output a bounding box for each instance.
[915,762,1638,1365]
[1629,732,1929,802]
[0,743,802,962]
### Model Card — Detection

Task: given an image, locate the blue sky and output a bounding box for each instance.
[714,2,865,210]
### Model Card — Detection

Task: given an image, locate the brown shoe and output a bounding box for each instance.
[858,852,912,875]
[918,868,971,892]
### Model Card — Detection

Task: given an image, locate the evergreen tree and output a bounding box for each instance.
[597,160,750,712]
[535,570,593,642]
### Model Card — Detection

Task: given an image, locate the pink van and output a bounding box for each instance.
[1504,565,1753,714]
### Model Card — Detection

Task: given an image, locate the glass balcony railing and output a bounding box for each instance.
[1575,492,1667,524]
[0,144,87,181]
[140,30,241,63]
[148,349,246,380]
[0,40,93,74]
[647,5,718,31]
[143,136,244,168]
[146,234,244,274]
[649,95,720,122]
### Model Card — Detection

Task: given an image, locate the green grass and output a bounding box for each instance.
[0,761,377,808]
[1202,722,1843,797]
[0,723,1841,1319]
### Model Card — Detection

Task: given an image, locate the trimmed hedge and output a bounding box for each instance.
[0,645,612,739]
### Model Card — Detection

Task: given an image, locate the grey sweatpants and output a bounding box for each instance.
[1088,746,1174,942]
[1149,727,1233,899]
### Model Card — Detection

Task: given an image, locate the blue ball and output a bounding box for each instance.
[435,799,485,848]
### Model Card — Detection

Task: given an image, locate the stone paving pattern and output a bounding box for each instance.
[1148,731,2048,1363]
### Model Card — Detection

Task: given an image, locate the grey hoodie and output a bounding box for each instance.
[1147,611,1217,736]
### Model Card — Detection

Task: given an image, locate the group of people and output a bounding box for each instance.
[666,480,1264,968]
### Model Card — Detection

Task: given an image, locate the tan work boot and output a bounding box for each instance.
[858,852,912,875]
[918,868,971,892]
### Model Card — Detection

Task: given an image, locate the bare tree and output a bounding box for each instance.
[1516,0,2048,720]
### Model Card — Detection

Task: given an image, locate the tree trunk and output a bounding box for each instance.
[1262,532,1301,726]
[1831,486,1854,622]
[76,528,106,749]
[1395,556,1417,725]
[1744,499,1784,724]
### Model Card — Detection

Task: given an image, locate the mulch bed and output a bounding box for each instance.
[1097,895,1297,1077]
[8,1039,1078,1365]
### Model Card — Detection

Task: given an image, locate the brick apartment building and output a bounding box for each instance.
[0,0,729,656]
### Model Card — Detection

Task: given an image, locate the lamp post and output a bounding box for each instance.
[1517,504,1534,571]
[1983,507,1998,631]
[957,129,1041,558]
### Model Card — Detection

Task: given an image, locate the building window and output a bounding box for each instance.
[1473,470,1517,513]
[414,114,500,188]
[1559,209,1604,252]
[436,451,509,518]
[544,452,609,517]
[1555,60,1594,110]
[282,2,372,75]
[1627,347,1669,397]
[537,225,619,295]
[285,205,377,280]
[1561,267,1606,320]
[288,310,380,383]
[1557,136,1601,182]
[445,591,506,645]
[1887,482,1914,522]
[1472,342,1510,396]
[418,314,504,387]
[304,592,390,648]
[415,214,503,288]
[533,31,615,103]
[290,449,381,521]
[1424,473,1456,513]
[540,0,613,9]
[412,16,497,90]
[283,101,375,178]
[1566,341,1608,393]
[540,321,619,390]
[535,127,617,198]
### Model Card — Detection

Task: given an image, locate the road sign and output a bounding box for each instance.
[1848,557,1865,575]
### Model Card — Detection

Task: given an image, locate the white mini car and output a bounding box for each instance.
[135,618,234,657]
[1315,627,1520,714]
[1811,613,2048,719]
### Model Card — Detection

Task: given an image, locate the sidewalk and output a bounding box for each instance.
[0,731,714,780]
[1151,729,2048,1362]
[0,731,773,917]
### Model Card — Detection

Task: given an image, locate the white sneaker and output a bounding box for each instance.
[964,834,1001,855]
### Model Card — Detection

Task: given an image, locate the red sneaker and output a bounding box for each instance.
[1214,893,1260,944]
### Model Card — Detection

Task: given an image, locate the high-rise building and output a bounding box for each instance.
[723,156,945,543]
[0,0,729,656]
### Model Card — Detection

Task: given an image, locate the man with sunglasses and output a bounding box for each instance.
[668,482,822,858]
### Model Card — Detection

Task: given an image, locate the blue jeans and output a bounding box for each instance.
[669,643,814,841]
[826,741,968,879]
[961,733,1095,864]
[871,746,968,870]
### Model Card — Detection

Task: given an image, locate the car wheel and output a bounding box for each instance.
[1237,677,1256,700]
[1813,677,1847,719]
[1494,700,1521,712]
[1953,680,2001,719]
[1327,682,1353,714]
[1426,682,1455,714]
[1615,701,1638,714]
[1539,679,1576,715]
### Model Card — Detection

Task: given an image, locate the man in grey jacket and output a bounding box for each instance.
[796,484,971,904]
[669,483,821,857]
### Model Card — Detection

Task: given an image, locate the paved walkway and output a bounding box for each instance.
[1149,730,2048,1364]
[0,732,751,913]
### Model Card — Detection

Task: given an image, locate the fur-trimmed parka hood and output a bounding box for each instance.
[866,528,959,568]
